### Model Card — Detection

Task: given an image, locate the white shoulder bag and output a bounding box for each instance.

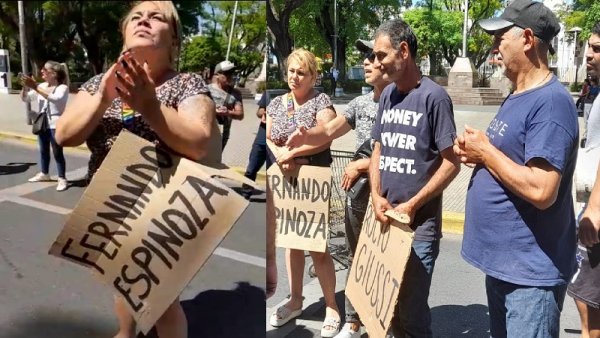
[575,145,600,202]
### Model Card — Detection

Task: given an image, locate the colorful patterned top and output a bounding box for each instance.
[266,92,333,146]
[80,72,218,178]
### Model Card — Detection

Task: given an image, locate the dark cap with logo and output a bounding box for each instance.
[478,0,560,54]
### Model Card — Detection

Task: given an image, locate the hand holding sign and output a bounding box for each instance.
[390,202,414,227]
[346,201,415,338]
[384,209,411,231]
[372,194,393,229]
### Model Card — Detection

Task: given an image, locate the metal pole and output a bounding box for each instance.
[462,0,468,57]
[333,0,337,68]
[574,30,579,85]
[18,1,28,75]
[18,1,32,124]
[225,1,238,61]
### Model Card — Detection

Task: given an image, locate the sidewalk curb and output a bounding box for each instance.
[443,211,465,234]
[0,130,267,185]
[1,130,463,230]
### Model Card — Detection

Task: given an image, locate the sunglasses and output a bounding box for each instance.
[362,51,376,62]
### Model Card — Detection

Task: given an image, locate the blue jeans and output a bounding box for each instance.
[38,128,66,178]
[244,123,271,181]
[391,239,440,338]
[486,276,567,338]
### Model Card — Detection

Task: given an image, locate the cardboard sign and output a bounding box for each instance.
[49,130,249,334]
[345,203,414,338]
[267,164,331,252]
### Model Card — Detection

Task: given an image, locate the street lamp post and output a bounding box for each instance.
[570,26,582,85]
[462,0,468,57]
[225,1,239,62]
[18,1,28,75]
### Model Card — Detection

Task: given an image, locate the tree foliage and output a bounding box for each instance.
[271,0,403,81]
[200,1,266,83]
[0,1,203,81]
[267,0,306,78]
[561,0,600,43]
[404,0,501,75]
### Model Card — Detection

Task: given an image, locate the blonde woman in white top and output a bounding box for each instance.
[20,61,70,191]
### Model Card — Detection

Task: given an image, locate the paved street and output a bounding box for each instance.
[267,233,581,338]
[0,139,265,338]
[267,103,584,338]
[0,93,265,173]
[0,91,588,338]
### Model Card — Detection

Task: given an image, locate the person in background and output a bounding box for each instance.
[242,92,270,199]
[578,78,591,113]
[56,1,221,337]
[208,60,244,150]
[21,61,70,191]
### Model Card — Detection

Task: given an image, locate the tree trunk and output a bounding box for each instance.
[429,52,445,76]
[266,0,305,80]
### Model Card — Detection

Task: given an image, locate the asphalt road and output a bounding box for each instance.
[267,235,582,338]
[0,139,265,338]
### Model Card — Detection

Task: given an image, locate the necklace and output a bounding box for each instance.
[530,71,551,91]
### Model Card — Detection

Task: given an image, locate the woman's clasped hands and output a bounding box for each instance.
[99,50,160,115]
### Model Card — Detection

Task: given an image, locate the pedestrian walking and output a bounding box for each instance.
[20,61,70,191]
[242,92,271,199]
[55,1,221,337]
[454,1,579,337]
[330,67,339,96]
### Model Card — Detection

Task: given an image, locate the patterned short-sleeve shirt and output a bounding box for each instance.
[81,72,210,178]
[343,91,378,151]
[267,92,333,146]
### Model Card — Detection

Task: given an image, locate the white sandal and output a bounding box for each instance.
[269,304,302,327]
[321,316,341,337]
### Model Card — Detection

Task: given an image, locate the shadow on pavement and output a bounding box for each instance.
[68,177,89,188]
[0,162,36,175]
[141,282,266,338]
[431,303,489,337]
[1,311,114,338]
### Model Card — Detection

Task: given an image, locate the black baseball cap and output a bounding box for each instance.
[478,0,559,54]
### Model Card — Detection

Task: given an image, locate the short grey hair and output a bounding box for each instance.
[510,26,550,56]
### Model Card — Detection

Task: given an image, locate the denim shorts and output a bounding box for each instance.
[568,243,600,309]
[486,276,567,338]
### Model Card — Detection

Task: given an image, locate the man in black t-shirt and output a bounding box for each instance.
[370,19,460,337]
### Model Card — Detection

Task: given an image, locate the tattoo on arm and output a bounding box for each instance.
[316,107,336,123]
[178,94,216,127]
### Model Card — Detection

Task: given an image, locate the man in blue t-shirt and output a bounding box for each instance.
[454,1,578,337]
[369,19,460,337]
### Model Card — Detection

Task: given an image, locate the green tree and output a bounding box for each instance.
[0,1,203,78]
[205,1,266,84]
[561,0,600,45]
[404,0,501,76]
[267,0,306,78]
[180,35,223,73]
[286,0,404,80]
